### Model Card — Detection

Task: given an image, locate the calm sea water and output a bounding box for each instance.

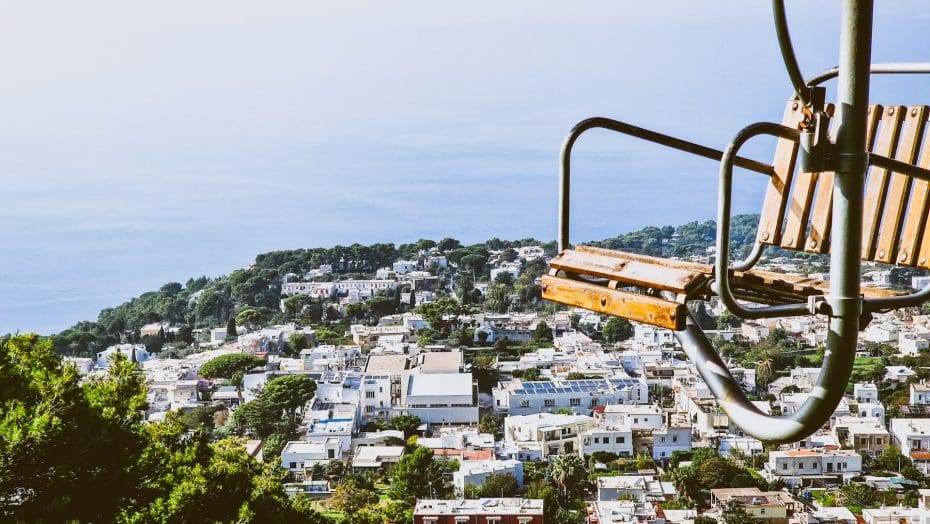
[0,143,771,335]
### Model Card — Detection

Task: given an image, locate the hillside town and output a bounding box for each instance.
[49,229,930,524]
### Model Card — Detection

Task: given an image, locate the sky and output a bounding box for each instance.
[0,1,928,334]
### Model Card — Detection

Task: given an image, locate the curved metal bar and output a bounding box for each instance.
[807,62,930,87]
[675,312,856,442]
[864,283,930,312]
[559,117,775,251]
[730,241,765,272]
[715,121,809,319]
[772,0,811,105]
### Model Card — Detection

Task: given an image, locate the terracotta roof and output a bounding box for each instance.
[910,451,930,460]
[786,449,820,457]
[433,448,495,461]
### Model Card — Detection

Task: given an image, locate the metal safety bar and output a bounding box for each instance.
[808,62,930,88]
[773,0,812,106]
[713,122,812,319]
[683,0,874,442]
[558,117,775,252]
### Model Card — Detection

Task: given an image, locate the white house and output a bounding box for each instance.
[504,413,596,458]
[96,344,150,368]
[452,459,524,494]
[595,475,676,502]
[912,383,930,405]
[392,260,418,274]
[495,378,649,416]
[765,449,862,487]
[891,418,930,475]
[399,372,478,424]
[281,440,341,477]
[597,404,664,430]
[580,424,634,458]
[854,383,879,404]
[652,424,693,461]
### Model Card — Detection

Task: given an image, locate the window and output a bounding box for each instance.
[591,399,599,407]
[616,437,624,444]
[290,462,297,469]
[660,437,666,443]
[487,519,501,524]
[545,399,555,407]
[782,463,788,470]
[593,437,599,444]
[634,418,639,423]
[328,449,335,459]
[366,391,376,399]
[365,406,374,413]
[760,508,766,514]
[672,436,678,443]
[570,398,581,406]
[519,400,530,408]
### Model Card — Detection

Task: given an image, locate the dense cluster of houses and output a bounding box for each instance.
[66,247,930,523]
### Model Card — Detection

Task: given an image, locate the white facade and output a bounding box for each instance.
[496,378,649,416]
[453,460,524,493]
[652,425,692,461]
[854,383,879,404]
[581,425,634,458]
[597,404,664,430]
[504,413,596,458]
[400,372,478,424]
[281,440,341,476]
[766,449,862,487]
[891,418,930,475]
[912,384,930,406]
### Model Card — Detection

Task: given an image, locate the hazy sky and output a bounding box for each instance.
[1,1,927,334]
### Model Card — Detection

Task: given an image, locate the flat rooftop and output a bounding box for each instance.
[407,372,472,397]
[365,354,408,374]
[415,498,543,516]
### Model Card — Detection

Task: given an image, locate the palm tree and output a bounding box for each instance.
[546,454,586,497]
[755,357,774,390]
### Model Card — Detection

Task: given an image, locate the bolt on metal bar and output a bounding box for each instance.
[559,117,775,251]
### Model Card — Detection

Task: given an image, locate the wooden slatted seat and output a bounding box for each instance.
[544,100,928,330]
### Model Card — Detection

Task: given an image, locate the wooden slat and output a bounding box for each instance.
[781,104,836,250]
[805,105,881,253]
[913,120,930,268]
[860,105,904,259]
[541,275,686,330]
[757,101,805,246]
[549,249,706,294]
[894,106,930,266]
[874,106,925,263]
[573,245,709,273]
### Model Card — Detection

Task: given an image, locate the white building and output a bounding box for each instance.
[281,440,341,477]
[912,383,930,405]
[504,413,596,458]
[96,344,150,368]
[854,383,879,404]
[392,260,418,274]
[765,449,862,487]
[452,459,524,494]
[581,424,634,458]
[595,475,676,502]
[652,424,692,461]
[494,378,649,416]
[399,372,478,424]
[891,418,930,475]
[597,404,664,430]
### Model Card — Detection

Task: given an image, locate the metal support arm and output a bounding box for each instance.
[559,117,775,252]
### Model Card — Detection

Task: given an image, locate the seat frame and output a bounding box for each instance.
[543,4,930,442]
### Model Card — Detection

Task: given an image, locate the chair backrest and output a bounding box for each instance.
[757,101,930,268]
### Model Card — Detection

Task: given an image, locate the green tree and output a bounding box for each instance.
[388,446,455,504]
[237,307,265,329]
[261,374,317,428]
[479,413,502,436]
[533,321,554,343]
[523,367,541,382]
[227,316,238,338]
[547,453,587,499]
[287,332,310,356]
[391,414,422,438]
[199,353,266,404]
[602,317,634,343]
[330,481,379,516]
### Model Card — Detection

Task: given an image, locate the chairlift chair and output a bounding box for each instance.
[542,0,930,442]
